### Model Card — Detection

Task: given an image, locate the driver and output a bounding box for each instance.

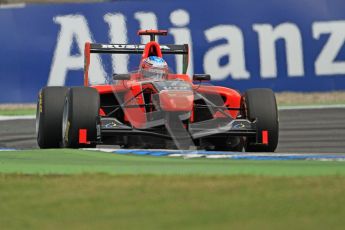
[139,56,169,80]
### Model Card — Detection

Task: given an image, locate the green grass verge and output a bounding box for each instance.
[0,149,345,176]
[0,108,35,116]
[0,174,345,230]
[1,149,345,229]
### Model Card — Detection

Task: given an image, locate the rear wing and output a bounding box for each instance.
[137,29,168,41]
[84,42,189,86]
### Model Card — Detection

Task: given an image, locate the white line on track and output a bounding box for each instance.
[82,148,345,161]
[83,148,345,156]
[278,104,345,110]
[0,115,35,121]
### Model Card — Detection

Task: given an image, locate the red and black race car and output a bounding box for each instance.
[36,30,279,152]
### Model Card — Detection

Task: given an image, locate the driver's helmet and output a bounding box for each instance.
[140,56,169,79]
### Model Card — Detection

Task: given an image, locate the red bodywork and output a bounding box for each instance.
[83,30,241,130]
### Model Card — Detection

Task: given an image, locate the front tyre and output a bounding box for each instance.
[242,88,279,152]
[62,87,100,148]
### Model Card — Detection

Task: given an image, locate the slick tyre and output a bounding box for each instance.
[62,87,100,148]
[242,88,279,152]
[36,86,68,148]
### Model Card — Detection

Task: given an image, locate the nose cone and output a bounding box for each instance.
[159,90,194,111]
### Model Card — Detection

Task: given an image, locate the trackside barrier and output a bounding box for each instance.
[0,0,345,102]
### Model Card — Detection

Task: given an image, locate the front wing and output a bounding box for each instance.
[99,117,257,141]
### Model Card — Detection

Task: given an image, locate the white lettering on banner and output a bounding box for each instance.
[104,13,129,74]
[169,9,194,77]
[48,15,106,86]
[134,12,158,44]
[253,23,304,78]
[313,21,345,76]
[49,12,345,85]
[203,25,250,80]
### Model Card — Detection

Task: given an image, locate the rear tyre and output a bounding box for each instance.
[36,86,68,148]
[242,88,279,152]
[62,87,100,148]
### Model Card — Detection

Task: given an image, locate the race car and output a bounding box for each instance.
[36,29,279,152]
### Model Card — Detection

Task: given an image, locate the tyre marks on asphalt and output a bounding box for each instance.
[276,108,345,153]
[0,108,344,153]
[0,119,37,149]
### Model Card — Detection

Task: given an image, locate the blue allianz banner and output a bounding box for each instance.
[1,0,345,102]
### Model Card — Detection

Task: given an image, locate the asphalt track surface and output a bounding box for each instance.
[0,108,344,153]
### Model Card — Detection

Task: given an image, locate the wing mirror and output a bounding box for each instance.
[193,74,211,81]
[113,74,131,80]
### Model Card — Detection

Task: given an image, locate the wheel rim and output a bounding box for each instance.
[35,102,40,138]
[62,98,69,144]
